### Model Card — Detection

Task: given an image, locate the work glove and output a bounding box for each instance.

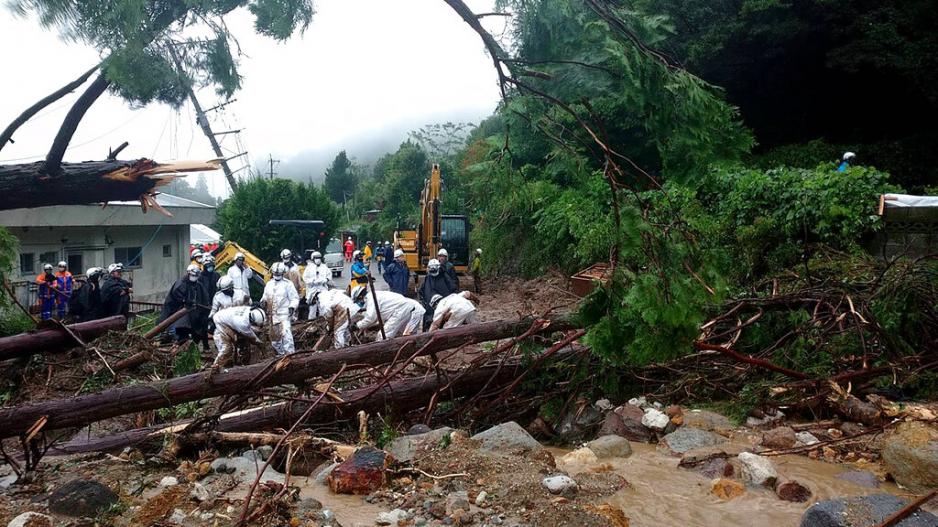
[288,307,296,320]
[207,321,216,333]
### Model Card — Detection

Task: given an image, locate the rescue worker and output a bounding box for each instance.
[352,286,425,341]
[838,152,856,172]
[280,249,304,295]
[211,306,266,369]
[376,241,386,273]
[261,262,300,355]
[54,261,73,319]
[344,236,355,262]
[161,264,210,348]
[199,254,221,305]
[383,248,410,296]
[470,248,483,294]
[35,263,58,320]
[350,250,368,290]
[363,241,373,268]
[190,249,204,269]
[303,251,331,307]
[309,289,359,347]
[100,263,132,317]
[419,259,455,330]
[69,267,103,322]
[209,276,250,319]
[436,248,460,291]
[383,241,394,270]
[227,252,253,300]
[429,291,479,330]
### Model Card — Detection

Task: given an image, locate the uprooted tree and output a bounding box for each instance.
[0,0,316,211]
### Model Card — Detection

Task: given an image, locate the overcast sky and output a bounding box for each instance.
[0,0,503,197]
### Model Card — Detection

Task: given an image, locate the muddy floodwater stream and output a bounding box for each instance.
[297,442,928,527]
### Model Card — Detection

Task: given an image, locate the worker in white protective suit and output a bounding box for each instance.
[303,251,332,309]
[352,286,425,341]
[429,291,479,331]
[261,262,300,355]
[211,306,266,368]
[226,252,254,300]
[280,248,304,295]
[209,275,250,318]
[309,289,360,347]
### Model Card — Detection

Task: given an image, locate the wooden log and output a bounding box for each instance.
[143,307,189,339]
[0,316,125,361]
[0,158,219,211]
[0,315,571,438]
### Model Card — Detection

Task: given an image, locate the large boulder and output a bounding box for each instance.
[738,452,778,488]
[385,427,453,462]
[556,403,603,443]
[660,427,726,456]
[8,512,53,527]
[683,409,734,433]
[800,494,938,527]
[599,404,653,442]
[471,421,542,454]
[761,426,797,449]
[48,480,119,518]
[882,421,938,492]
[586,435,633,459]
[328,446,390,495]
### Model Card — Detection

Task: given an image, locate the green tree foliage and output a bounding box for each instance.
[163,175,219,206]
[216,178,340,263]
[409,122,475,160]
[10,0,315,105]
[323,150,358,204]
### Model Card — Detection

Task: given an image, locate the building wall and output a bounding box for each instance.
[7,224,190,303]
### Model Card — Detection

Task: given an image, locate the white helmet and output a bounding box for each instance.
[353,250,362,260]
[186,264,201,275]
[57,261,67,269]
[385,240,390,245]
[191,249,203,260]
[348,237,352,241]
[427,258,441,275]
[366,240,372,245]
[249,308,266,326]
[270,261,287,279]
[437,248,448,257]
[86,267,104,279]
[476,248,482,254]
[351,285,368,303]
[107,263,123,273]
[280,248,292,260]
[43,263,54,272]
[394,249,404,259]
[430,294,443,307]
[234,252,245,261]
[843,151,856,162]
[311,251,322,260]
[201,254,215,266]
[217,275,234,291]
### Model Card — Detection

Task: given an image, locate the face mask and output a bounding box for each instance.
[205,264,215,273]
[237,261,245,268]
[314,258,322,265]
[223,289,234,297]
[274,275,283,281]
[188,274,199,282]
[429,268,439,276]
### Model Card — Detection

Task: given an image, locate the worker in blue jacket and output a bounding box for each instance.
[383,248,411,296]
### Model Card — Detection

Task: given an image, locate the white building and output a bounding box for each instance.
[0,194,215,305]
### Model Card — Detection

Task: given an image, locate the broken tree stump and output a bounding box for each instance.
[0,315,572,438]
[0,315,125,361]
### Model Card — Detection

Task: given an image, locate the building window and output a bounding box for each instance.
[162,244,172,257]
[39,251,58,267]
[67,254,83,273]
[19,253,34,274]
[114,247,143,268]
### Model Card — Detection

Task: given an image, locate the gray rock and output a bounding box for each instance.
[660,427,726,455]
[475,490,488,506]
[836,470,880,488]
[386,427,454,462]
[314,461,339,485]
[882,421,938,492]
[471,422,542,454]
[795,431,820,446]
[158,476,178,487]
[8,512,53,527]
[761,426,797,449]
[169,508,186,524]
[746,409,784,428]
[556,404,603,443]
[628,396,648,408]
[594,399,614,412]
[738,452,778,488]
[199,512,215,521]
[586,435,632,459]
[446,491,471,515]
[408,423,432,435]
[190,482,211,502]
[256,445,274,460]
[48,479,119,518]
[0,474,17,489]
[210,456,284,485]
[641,408,670,431]
[800,494,938,527]
[683,409,734,433]
[599,404,653,442]
[542,475,578,495]
[377,509,410,525]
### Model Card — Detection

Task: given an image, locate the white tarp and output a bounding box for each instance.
[190,223,221,243]
[882,194,938,209]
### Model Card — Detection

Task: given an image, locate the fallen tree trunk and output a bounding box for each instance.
[50,350,569,456]
[0,315,571,438]
[0,316,125,361]
[0,159,219,211]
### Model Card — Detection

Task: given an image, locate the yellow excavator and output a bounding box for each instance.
[212,241,273,284]
[395,163,469,277]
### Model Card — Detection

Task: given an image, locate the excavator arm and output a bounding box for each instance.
[212,241,270,285]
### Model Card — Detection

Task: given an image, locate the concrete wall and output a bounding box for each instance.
[7,224,190,303]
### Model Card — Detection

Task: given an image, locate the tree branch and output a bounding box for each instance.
[42,73,111,176]
[0,65,98,154]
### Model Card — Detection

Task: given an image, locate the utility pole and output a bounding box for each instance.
[267,154,280,180]
[167,44,242,193]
